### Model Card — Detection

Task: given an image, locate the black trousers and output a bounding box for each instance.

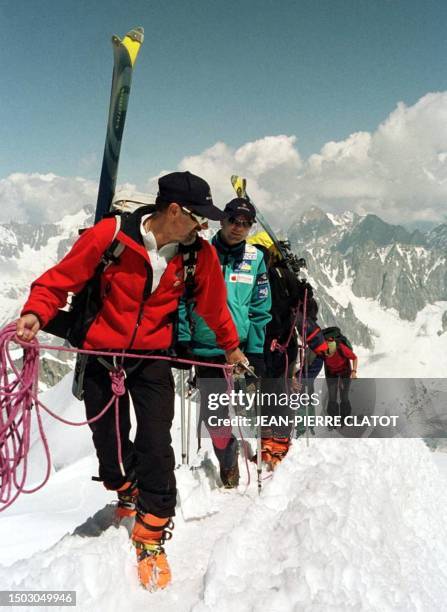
[326,371,352,417]
[83,356,176,518]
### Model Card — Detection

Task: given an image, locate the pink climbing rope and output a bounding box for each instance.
[0,322,234,512]
[270,287,309,392]
[296,287,309,387]
[270,302,300,392]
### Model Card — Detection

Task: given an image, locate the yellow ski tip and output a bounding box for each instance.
[112,26,144,66]
[123,27,144,66]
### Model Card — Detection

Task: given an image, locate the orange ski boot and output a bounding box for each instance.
[131,512,173,591]
[260,437,274,464]
[115,479,139,520]
[269,436,291,468]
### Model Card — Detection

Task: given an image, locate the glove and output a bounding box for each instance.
[297,281,314,302]
[245,353,266,378]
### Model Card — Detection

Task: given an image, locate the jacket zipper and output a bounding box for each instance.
[128,302,145,349]
[128,261,153,350]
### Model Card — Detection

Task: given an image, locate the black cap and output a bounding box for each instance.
[156,171,225,221]
[224,198,256,220]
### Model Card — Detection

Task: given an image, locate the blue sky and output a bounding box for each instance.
[2,0,447,182]
[1,0,447,226]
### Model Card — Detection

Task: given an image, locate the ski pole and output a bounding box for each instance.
[301,286,310,447]
[256,378,262,494]
[231,361,262,491]
[186,371,193,466]
[186,392,191,465]
[180,370,187,465]
[238,366,262,493]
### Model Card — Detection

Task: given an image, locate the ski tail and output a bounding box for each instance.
[94,27,144,224]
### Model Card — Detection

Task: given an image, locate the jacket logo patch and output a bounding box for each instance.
[237,274,254,285]
[243,252,257,260]
[257,272,268,285]
[235,262,252,272]
[257,286,269,298]
[229,273,254,284]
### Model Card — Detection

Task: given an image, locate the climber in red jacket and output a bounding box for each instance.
[16,171,245,591]
[323,332,358,422]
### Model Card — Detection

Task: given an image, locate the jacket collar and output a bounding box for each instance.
[113,205,156,263]
[120,205,156,244]
[114,206,202,262]
[212,231,246,262]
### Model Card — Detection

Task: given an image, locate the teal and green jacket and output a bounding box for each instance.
[178,232,272,356]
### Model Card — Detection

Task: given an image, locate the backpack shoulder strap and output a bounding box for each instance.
[100,214,127,269]
[338,337,353,352]
[179,237,202,305]
[170,238,202,346]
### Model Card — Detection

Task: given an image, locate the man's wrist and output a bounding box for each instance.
[224,345,239,356]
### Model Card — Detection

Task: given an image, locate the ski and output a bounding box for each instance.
[72,27,143,400]
[231,175,306,279]
[94,27,144,223]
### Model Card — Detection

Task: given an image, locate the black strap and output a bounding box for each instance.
[169,237,202,345]
[179,237,201,305]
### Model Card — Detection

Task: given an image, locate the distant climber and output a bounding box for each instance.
[322,327,358,423]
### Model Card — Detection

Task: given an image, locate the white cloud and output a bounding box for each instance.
[3,92,447,227]
[0,173,98,224]
[175,92,447,226]
[299,92,447,223]
[178,135,303,216]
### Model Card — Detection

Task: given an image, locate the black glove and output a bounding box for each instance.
[245,353,266,378]
[297,281,314,301]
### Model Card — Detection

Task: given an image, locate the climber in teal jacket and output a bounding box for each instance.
[178,197,272,488]
[178,234,271,358]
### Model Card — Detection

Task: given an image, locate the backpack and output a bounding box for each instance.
[322,326,353,351]
[42,210,199,348]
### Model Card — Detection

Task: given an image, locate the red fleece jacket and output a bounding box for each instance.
[324,342,357,375]
[21,217,239,352]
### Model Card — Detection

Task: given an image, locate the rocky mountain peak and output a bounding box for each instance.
[337,214,427,254]
[428,223,447,250]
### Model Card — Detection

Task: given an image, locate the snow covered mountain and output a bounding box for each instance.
[287,207,447,372]
[0,206,94,387]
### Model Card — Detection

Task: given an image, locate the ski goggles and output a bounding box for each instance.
[227,217,254,228]
[181,206,208,226]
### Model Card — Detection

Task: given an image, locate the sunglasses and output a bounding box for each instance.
[182,206,208,226]
[227,217,254,228]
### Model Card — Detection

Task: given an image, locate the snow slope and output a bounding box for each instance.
[2,434,447,611]
[2,361,447,610]
[198,439,447,612]
[325,278,447,377]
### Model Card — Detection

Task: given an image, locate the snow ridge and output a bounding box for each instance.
[2,439,447,611]
[199,439,447,612]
